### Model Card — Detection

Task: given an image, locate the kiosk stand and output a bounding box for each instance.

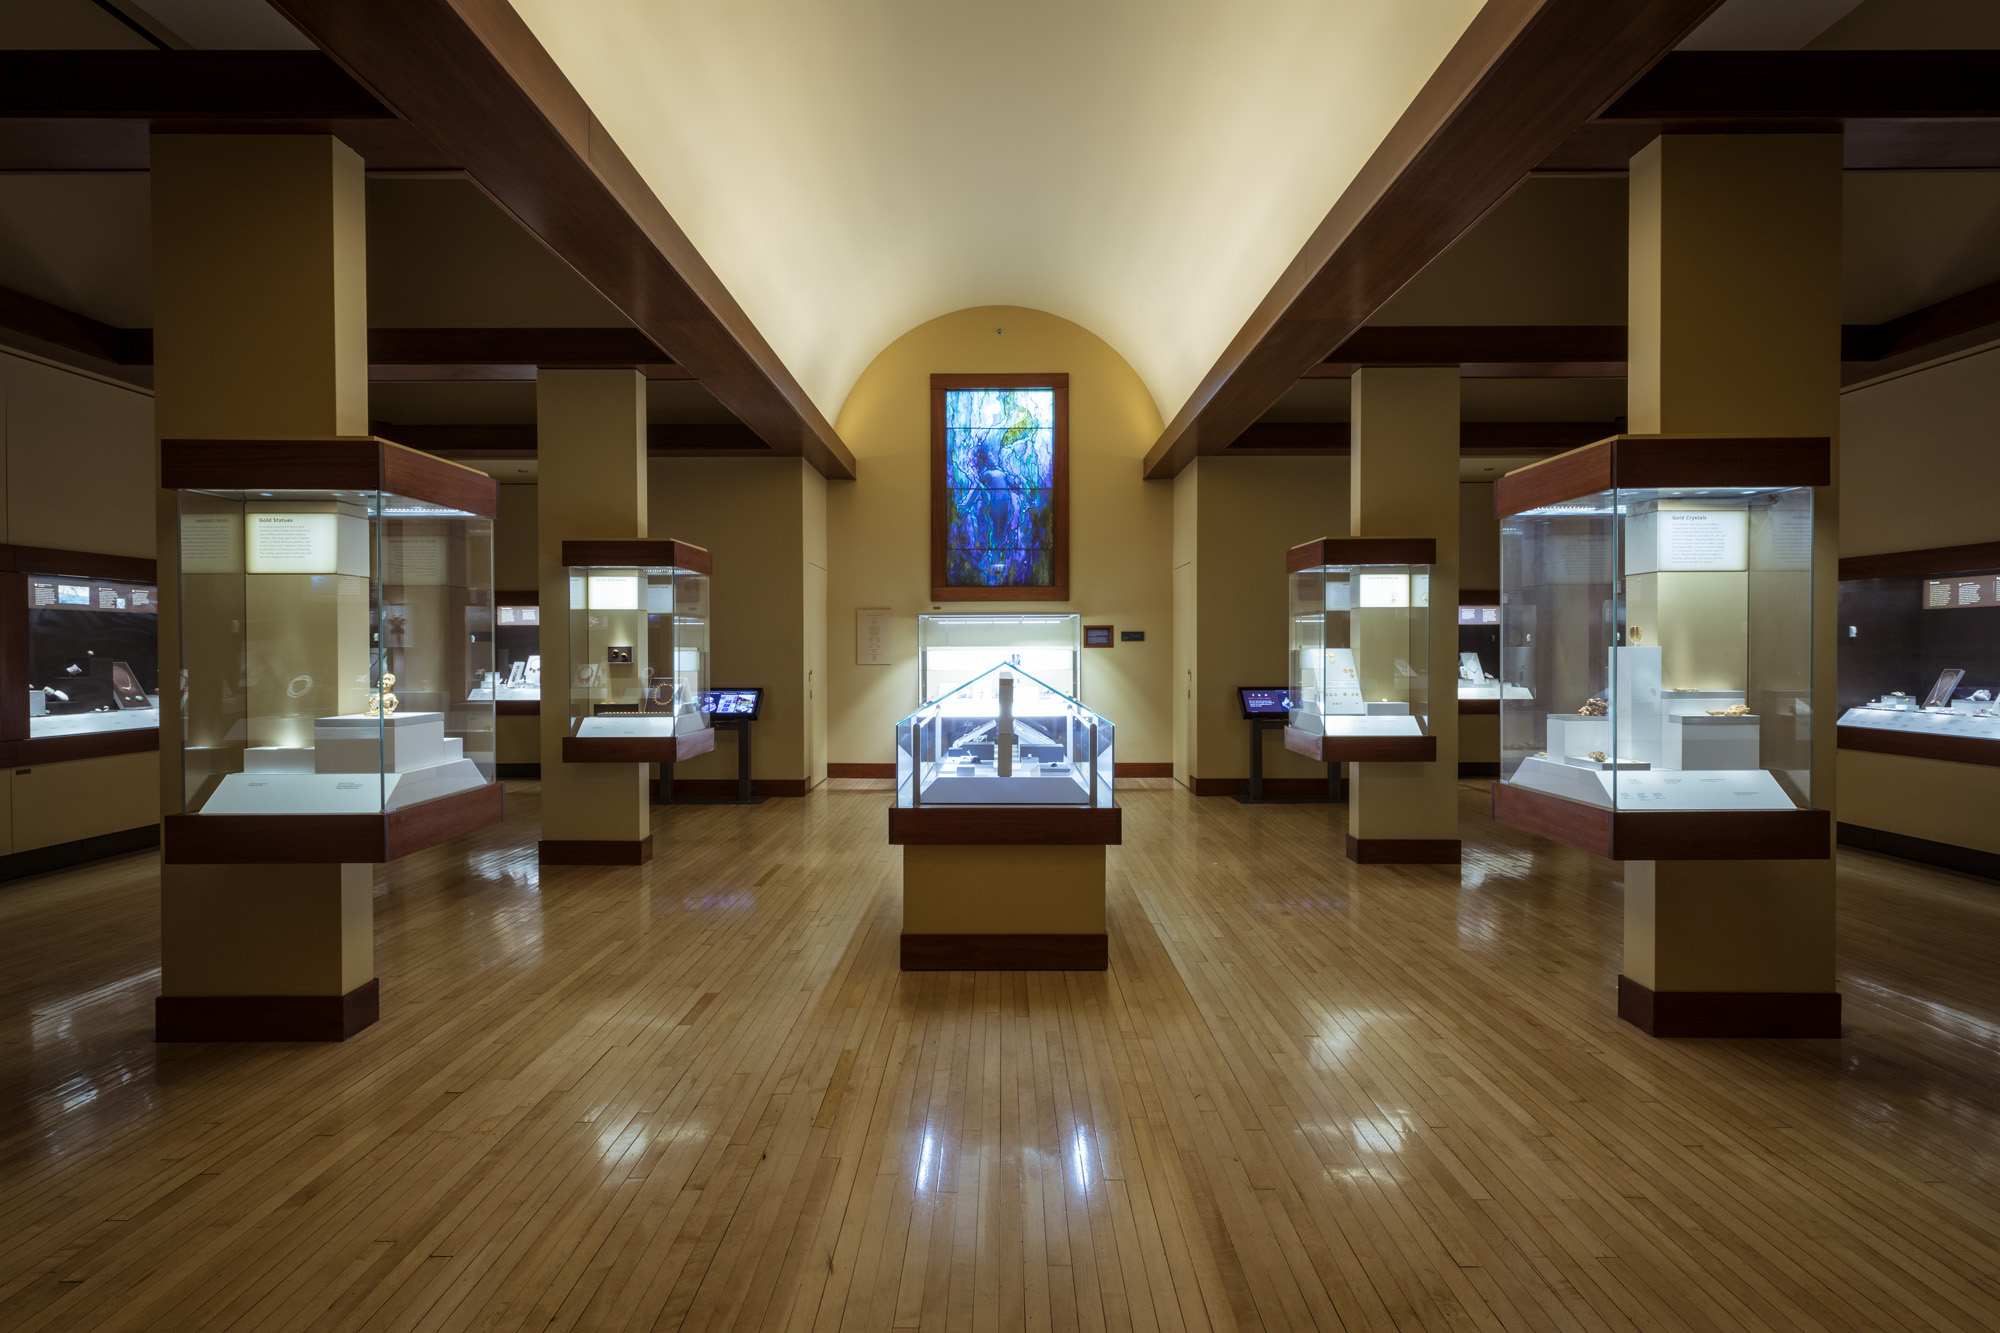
[659,688,765,805]
[1238,686,1344,803]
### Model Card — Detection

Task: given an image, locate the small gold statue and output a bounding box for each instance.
[1629,627,1643,645]
[1579,695,1608,717]
[1706,703,1751,716]
[365,672,399,718]
[1587,750,1609,762]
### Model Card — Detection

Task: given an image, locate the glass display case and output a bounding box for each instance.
[161,436,504,863]
[917,613,1080,704]
[1284,537,1437,762]
[1836,556,2000,765]
[467,593,540,713]
[558,539,714,763]
[1491,434,1831,860]
[1456,591,1531,709]
[895,661,1114,810]
[20,564,160,749]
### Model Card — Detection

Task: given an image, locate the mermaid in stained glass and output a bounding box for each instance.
[943,388,1055,587]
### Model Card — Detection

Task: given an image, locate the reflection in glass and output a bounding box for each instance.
[895,662,1113,810]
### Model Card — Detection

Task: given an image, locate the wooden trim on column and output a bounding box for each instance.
[888,805,1121,846]
[269,0,856,480]
[1284,726,1437,764]
[539,836,653,866]
[1458,588,1500,606]
[1618,974,1840,1039]
[1142,0,1725,478]
[1458,698,1501,716]
[1495,435,1831,517]
[1345,835,1461,865]
[155,977,380,1042]
[558,539,711,573]
[1285,536,1437,572]
[901,933,1108,971]
[160,437,500,518]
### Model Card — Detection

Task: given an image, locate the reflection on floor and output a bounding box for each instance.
[4,780,2000,1330]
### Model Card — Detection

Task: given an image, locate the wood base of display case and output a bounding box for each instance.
[495,700,539,717]
[163,782,505,864]
[1285,726,1437,764]
[888,805,1121,845]
[0,823,158,884]
[1491,781,1831,861]
[538,836,653,865]
[16,727,160,765]
[900,933,1107,971]
[1457,699,1501,716]
[1836,724,2000,768]
[155,978,379,1042]
[562,728,716,765]
[1345,835,1461,864]
[1617,975,1840,1039]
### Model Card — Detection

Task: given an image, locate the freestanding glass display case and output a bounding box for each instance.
[1836,551,2000,766]
[161,437,504,863]
[917,613,1081,704]
[10,558,161,759]
[1284,537,1437,762]
[894,660,1115,811]
[1491,434,1832,860]
[558,540,714,764]
[468,592,540,714]
[1456,591,1533,712]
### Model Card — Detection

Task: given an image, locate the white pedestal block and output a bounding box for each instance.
[313,711,446,775]
[246,746,315,774]
[1664,714,1761,770]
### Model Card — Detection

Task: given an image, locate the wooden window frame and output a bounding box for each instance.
[930,373,1069,602]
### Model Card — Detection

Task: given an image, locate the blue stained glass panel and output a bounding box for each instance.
[942,387,1056,587]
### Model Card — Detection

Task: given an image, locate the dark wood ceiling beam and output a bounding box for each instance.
[1224,420,1622,457]
[1142,0,1726,480]
[271,0,857,481]
[1601,51,2000,123]
[1845,277,2000,384]
[378,421,770,458]
[0,51,394,120]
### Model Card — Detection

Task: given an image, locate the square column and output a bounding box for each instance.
[152,135,377,1040]
[536,368,653,863]
[1622,135,1843,1037]
[1348,367,1460,862]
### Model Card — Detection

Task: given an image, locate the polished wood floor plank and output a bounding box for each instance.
[6,780,2000,1330]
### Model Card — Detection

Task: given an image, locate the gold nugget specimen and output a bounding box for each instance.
[365,672,399,718]
[1579,695,1608,717]
[1706,703,1751,716]
[1587,750,1609,762]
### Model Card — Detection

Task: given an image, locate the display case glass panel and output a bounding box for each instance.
[468,597,540,705]
[1837,564,2000,749]
[1500,483,1815,812]
[176,486,496,817]
[1287,557,1431,747]
[895,661,1113,809]
[917,613,1080,704]
[25,569,160,739]
[1455,596,1531,703]
[564,561,709,749]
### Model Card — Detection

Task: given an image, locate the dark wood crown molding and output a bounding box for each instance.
[1493,434,1830,517]
[269,0,857,481]
[559,538,712,574]
[162,436,501,518]
[1286,536,1438,572]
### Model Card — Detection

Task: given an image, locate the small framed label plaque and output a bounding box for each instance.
[1084,624,1114,648]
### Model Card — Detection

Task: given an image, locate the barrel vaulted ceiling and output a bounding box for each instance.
[505,0,1486,425]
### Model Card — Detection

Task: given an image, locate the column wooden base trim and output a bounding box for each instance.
[155,978,379,1042]
[901,933,1107,971]
[1345,835,1461,864]
[1617,975,1840,1038]
[538,836,653,865]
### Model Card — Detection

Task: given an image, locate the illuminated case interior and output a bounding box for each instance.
[1837,560,2000,760]
[559,539,714,764]
[1284,537,1437,763]
[916,613,1081,705]
[896,660,1114,810]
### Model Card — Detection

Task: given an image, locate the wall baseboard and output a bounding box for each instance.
[1115,762,1173,778]
[0,823,158,884]
[156,978,379,1042]
[1838,822,2000,881]
[1458,761,1500,778]
[539,837,653,865]
[1618,974,1840,1038]
[1346,835,1461,864]
[496,763,541,780]
[901,933,1107,971]
[828,762,896,779]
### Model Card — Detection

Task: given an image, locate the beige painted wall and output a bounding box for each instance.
[1839,345,2000,557]
[647,456,820,783]
[494,483,538,589]
[1179,456,1352,782]
[1459,483,1499,590]
[828,307,1172,766]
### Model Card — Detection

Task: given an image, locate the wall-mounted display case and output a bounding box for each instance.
[1283,537,1436,762]
[1455,590,1531,713]
[559,539,714,764]
[917,613,1080,704]
[161,437,504,863]
[1836,546,2000,767]
[0,547,162,764]
[1491,435,1831,860]
[468,591,540,714]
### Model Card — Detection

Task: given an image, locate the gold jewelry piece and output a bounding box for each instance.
[365,672,399,718]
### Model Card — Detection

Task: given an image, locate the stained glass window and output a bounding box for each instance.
[941,387,1057,588]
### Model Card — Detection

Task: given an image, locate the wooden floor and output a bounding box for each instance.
[4,780,2000,1332]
